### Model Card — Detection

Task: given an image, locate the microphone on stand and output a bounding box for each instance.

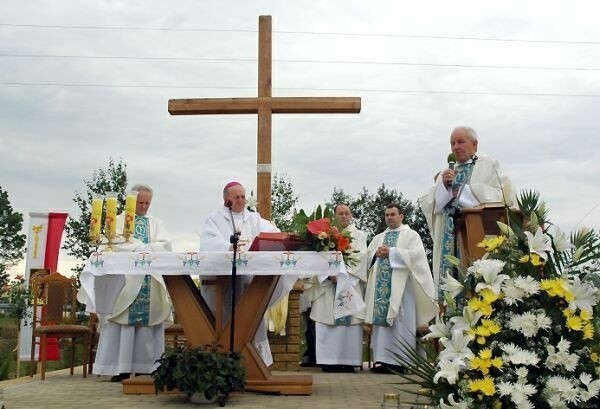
[225,198,239,352]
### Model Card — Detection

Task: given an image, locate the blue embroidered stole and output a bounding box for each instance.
[372,230,400,326]
[439,162,474,298]
[128,215,152,326]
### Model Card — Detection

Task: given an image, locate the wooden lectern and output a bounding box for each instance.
[124,233,312,395]
[457,203,512,266]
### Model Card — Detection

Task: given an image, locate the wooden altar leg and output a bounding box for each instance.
[123,275,312,395]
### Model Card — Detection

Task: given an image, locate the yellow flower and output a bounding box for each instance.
[529,253,543,266]
[581,309,593,321]
[519,253,544,266]
[583,323,595,340]
[479,288,501,304]
[478,236,506,252]
[491,357,503,369]
[470,349,503,375]
[468,297,493,317]
[591,352,600,363]
[469,376,496,396]
[563,289,575,302]
[317,231,328,240]
[472,319,502,345]
[566,315,583,331]
[541,278,568,298]
[481,319,502,335]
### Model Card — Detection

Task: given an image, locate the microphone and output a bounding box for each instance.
[225,200,233,209]
[447,153,457,170]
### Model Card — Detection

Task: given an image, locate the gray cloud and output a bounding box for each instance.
[2,1,599,274]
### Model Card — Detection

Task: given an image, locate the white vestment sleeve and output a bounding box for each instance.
[388,248,408,269]
[199,215,230,251]
[434,183,453,214]
[258,217,280,233]
[457,185,480,208]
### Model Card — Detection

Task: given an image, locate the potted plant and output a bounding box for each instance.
[153,342,246,406]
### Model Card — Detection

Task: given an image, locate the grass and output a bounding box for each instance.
[0,316,86,380]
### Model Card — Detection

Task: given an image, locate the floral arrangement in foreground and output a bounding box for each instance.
[395,191,600,409]
[291,205,357,265]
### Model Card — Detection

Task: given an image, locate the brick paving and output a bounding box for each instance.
[0,365,417,409]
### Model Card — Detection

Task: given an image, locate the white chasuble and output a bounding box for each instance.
[199,206,295,367]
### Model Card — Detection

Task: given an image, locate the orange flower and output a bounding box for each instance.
[337,236,350,252]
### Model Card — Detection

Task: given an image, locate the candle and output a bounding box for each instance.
[105,193,118,237]
[123,191,138,236]
[89,195,103,237]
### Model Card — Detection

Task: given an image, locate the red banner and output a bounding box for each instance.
[43,212,68,361]
[44,212,68,272]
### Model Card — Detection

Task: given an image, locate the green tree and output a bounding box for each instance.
[328,183,433,267]
[270,174,298,232]
[62,158,128,275]
[0,187,26,288]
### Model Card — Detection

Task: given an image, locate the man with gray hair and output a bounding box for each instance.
[91,183,173,382]
[419,126,514,300]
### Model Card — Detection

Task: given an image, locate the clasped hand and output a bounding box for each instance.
[376,245,390,258]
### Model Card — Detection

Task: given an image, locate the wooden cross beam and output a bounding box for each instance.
[168,15,361,220]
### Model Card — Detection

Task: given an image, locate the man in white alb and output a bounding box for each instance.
[363,204,437,373]
[419,126,513,299]
[199,181,293,366]
[91,183,172,382]
[310,203,368,372]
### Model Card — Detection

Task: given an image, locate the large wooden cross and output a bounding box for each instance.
[168,15,361,219]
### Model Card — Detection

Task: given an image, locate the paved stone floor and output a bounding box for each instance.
[0,365,419,409]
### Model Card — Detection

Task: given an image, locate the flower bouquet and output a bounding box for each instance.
[291,205,357,265]
[395,191,600,408]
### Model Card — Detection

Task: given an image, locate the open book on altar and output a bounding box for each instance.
[248,232,306,251]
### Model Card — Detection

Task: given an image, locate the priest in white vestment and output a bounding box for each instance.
[199,181,292,366]
[310,204,368,372]
[362,204,437,372]
[89,184,173,382]
[419,126,514,299]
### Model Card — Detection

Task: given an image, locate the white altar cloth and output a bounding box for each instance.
[78,250,365,319]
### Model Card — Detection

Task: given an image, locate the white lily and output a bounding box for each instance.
[450,307,483,333]
[552,227,575,252]
[497,221,515,237]
[524,227,552,260]
[433,357,465,385]
[439,394,470,409]
[424,321,451,341]
[440,275,465,299]
[439,330,474,362]
[568,276,598,313]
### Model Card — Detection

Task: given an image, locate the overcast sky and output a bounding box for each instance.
[2,1,600,274]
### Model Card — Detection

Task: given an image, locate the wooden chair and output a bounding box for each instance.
[29,272,92,380]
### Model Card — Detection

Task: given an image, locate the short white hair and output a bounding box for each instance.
[131,183,153,196]
[452,126,478,141]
